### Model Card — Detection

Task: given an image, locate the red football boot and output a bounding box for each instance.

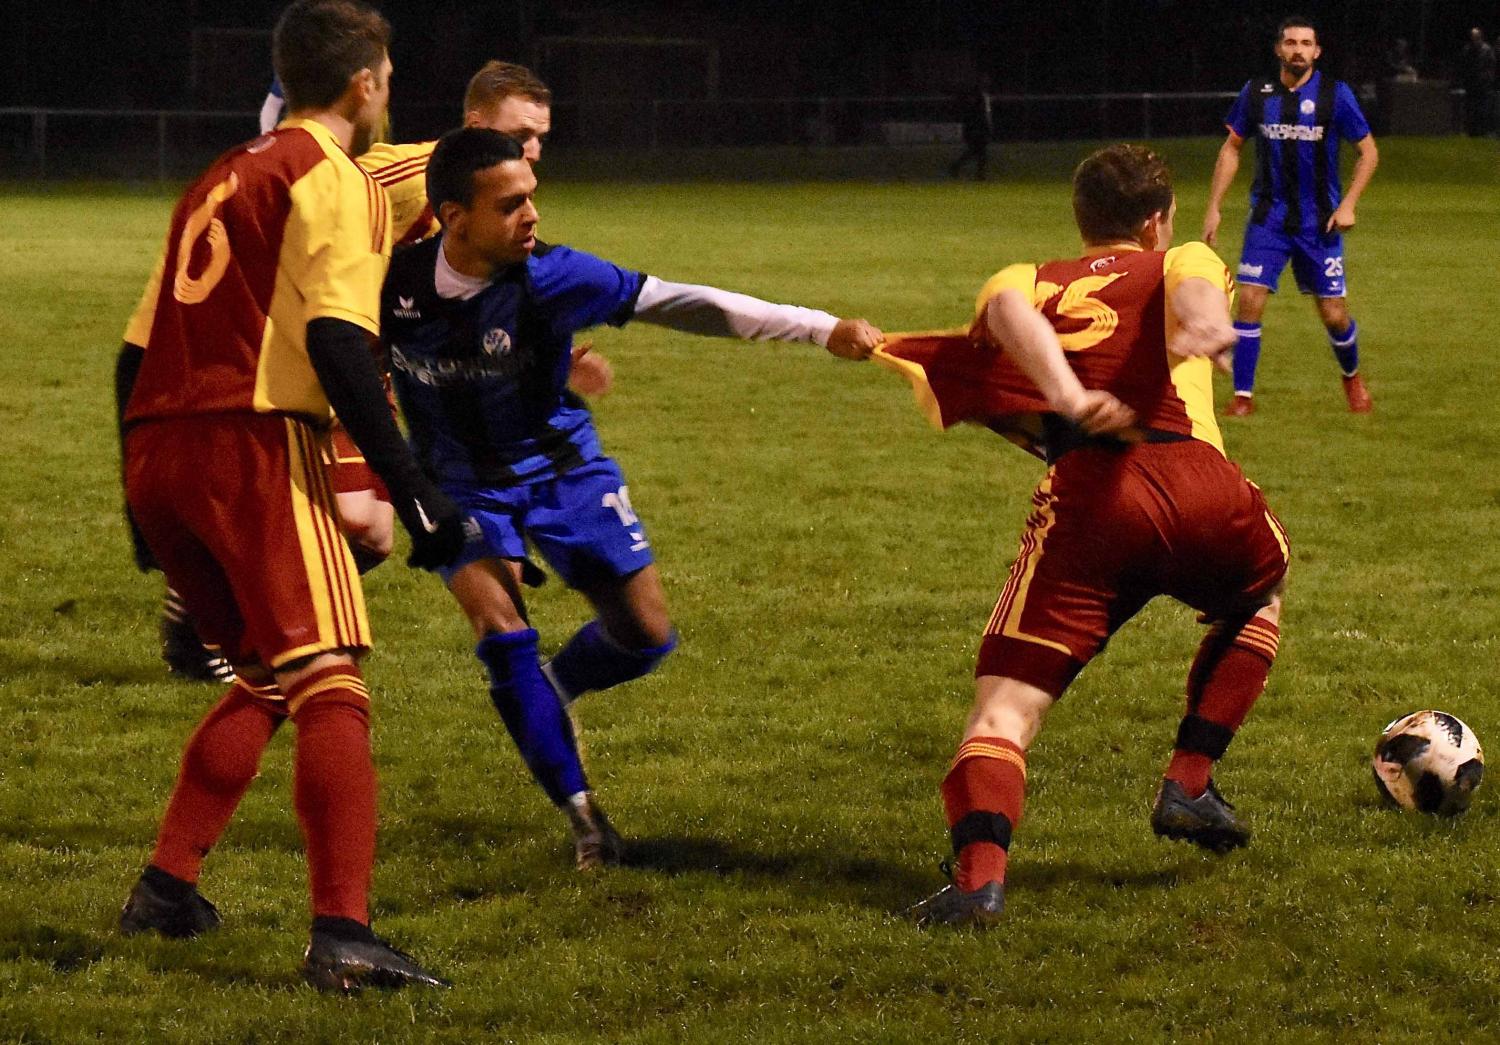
[1342,374,1373,413]
[1225,394,1255,417]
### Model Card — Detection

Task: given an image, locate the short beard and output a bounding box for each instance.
[351,121,376,157]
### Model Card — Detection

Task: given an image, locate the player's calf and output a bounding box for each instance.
[542,619,677,705]
[1158,609,1280,849]
[480,629,621,869]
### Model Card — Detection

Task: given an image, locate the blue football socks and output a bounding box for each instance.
[1231,321,1262,396]
[1329,320,1359,377]
[544,620,677,705]
[477,629,587,806]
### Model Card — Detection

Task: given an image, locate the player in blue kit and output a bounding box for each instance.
[1203,15,1379,416]
[383,128,883,869]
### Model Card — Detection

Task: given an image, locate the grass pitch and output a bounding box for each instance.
[1,136,1498,1041]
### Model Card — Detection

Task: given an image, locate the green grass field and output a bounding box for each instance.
[1,136,1498,1042]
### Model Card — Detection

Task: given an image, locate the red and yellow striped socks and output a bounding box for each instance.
[940,736,1027,892]
[1165,617,1280,797]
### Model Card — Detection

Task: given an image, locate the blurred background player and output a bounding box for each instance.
[947,74,994,181]
[114,0,463,991]
[385,128,882,870]
[1203,14,1378,416]
[879,145,1289,927]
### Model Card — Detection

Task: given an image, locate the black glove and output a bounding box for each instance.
[125,504,159,573]
[390,477,467,570]
[305,317,469,569]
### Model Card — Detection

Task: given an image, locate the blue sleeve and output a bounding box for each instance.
[270,77,283,99]
[1224,83,1254,138]
[529,246,646,336]
[1333,82,1371,142]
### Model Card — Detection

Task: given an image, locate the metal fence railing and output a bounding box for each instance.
[3,87,1455,180]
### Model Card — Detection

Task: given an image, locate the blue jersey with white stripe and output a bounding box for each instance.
[1225,71,1371,235]
[382,238,645,487]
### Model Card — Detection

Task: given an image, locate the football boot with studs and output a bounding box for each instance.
[301,927,450,994]
[905,861,1006,928]
[566,792,625,871]
[1151,778,1251,853]
[119,873,222,939]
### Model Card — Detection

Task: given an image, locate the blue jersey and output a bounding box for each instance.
[1224,71,1371,236]
[382,238,645,487]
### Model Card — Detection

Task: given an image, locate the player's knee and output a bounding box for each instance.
[966,677,1053,749]
[468,607,531,639]
[1236,286,1269,322]
[1316,298,1350,330]
[182,716,266,795]
[1256,586,1285,626]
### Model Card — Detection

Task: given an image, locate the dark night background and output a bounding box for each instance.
[3,1,1496,111]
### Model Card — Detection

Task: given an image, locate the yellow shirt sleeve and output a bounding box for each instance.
[1163,241,1233,298]
[286,153,392,335]
[974,263,1040,318]
[123,240,169,347]
[358,141,438,244]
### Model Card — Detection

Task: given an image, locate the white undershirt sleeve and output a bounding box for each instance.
[259,92,285,134]
[631,276,839,347]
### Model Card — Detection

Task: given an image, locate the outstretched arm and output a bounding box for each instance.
[1202,132,1244,248]
[631,277,882,359]
[984,290,1135,434]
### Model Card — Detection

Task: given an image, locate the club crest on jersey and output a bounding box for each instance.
[482,327,513,357]
[1300,99,1316,115]
[394,295,421,320]
[1090,255,1117,272]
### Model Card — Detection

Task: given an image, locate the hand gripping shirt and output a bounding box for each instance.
[382,238,645,487]
[875,241,1232,459]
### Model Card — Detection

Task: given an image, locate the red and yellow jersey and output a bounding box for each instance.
[357,140,439,246]
[124,118,391,425]
[876,241,1231,457]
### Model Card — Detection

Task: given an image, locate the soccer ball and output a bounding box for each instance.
[1371,710,1484,815]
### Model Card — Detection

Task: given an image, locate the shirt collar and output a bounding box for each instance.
[435,235,493,301]
[277,116,345,152]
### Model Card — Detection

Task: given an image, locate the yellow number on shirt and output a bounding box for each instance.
[173,172,240,305]
[1043,273,1125,352]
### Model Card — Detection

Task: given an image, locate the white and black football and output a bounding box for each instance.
[1372,710,1484,815]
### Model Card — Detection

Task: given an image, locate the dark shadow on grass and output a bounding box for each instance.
[0,646,175,689]
[622,833,936,910]
[1007,854,1218,892]
[0,923,107,972]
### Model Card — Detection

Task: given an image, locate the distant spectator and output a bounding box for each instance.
[1458,27,1496,136]
[948,76,994,181]
[1383,38,1419,82]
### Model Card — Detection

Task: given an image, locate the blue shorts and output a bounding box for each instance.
[1236,222,1346,298]
[440,457,654,589]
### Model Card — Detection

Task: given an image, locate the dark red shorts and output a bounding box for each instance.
[977,440,1289,695]
[325,424,390,501]
[125,414,372,672]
